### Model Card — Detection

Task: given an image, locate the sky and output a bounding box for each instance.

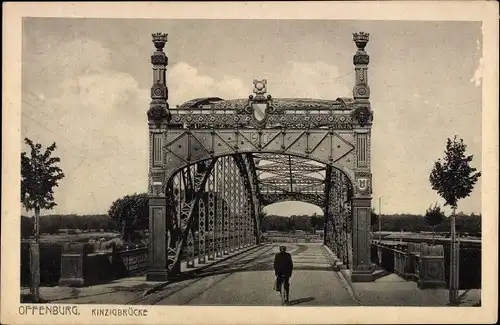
[21,18,483,217]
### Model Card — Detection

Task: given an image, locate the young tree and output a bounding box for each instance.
[430,136,481,211]
[424,203,446,244]
[429,136,481,305]
[108,193,149,242]
[21,138,65,302]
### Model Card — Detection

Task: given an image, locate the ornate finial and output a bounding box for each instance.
[253,79,267,99]
[352,31,370,98]
[353,32,370,51]
[152,33,168,51]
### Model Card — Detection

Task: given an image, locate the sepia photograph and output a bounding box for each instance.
[2,2,498,324]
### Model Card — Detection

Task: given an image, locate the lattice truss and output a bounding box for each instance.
[324,167,353,266]
[253,153,326,207]
[165,154,258,272]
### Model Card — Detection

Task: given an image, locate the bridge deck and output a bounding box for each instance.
[141,243,356,306]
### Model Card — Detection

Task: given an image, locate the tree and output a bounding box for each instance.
[424,203,445,244]
[430,136,481,210]
[310,213,320,234]
[21,138,65,302]
[429,136,481,305]
[108,193,149,242]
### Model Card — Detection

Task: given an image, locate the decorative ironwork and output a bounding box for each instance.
[229,157,236,252]
[215,160,223,258]
[207,171,215,260]
[198,190,206,264]
[169,106,353,129]
[222,156,229,254]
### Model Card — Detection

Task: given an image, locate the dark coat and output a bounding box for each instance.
[273,251,293,277]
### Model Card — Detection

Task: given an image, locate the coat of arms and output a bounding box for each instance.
[358,177,368,191]
[250,79,271,125]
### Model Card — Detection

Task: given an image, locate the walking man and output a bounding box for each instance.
[273,245,293,304]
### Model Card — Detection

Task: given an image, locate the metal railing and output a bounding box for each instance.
[371,240,446,289]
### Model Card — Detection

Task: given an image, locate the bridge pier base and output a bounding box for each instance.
[351,197,375,282]
[146,270,169,282]
[351,268,374,282]
[147,197,170,282]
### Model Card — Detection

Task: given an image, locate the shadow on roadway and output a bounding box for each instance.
[287,296,316,305]
[174,259,334,282]
[170,244,333,283]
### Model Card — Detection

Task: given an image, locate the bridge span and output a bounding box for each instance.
[136,243,358,306]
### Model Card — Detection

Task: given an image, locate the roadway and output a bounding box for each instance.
[137,243,359,306]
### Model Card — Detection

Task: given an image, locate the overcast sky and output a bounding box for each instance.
[21,18,483,217]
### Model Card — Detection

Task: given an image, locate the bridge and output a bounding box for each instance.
[49,31,465,307]
[145,31,374,283]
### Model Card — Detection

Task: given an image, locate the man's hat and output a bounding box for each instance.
[279,245,286,252]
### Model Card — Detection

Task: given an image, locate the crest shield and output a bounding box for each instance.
[358,178,368,191]
[253,103,268,122]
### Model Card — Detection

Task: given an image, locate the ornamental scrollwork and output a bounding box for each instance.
[151,54,167,65]
[352,106,373,127]
[353,54,370,65]
[147,104,170,123]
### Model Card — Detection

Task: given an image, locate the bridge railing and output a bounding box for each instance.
[371,241,446,289]
[59,243,148,287]
[261,233,323,243]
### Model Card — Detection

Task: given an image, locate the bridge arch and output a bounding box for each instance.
[157,151,356,195]
[262,200,325,213]
[261,195,325,210]
[146,31,374,282]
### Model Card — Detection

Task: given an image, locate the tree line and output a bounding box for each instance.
[21,209,481,239]
[260,213,324,233]
[371,212,481,235]
[260,212,480,235]
[21,214,119,238]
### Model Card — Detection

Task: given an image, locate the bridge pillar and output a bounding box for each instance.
[146,32,171,281]
[147,197,169,281]
[351,196,373,282]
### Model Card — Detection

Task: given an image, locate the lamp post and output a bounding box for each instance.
[378,196,382,241]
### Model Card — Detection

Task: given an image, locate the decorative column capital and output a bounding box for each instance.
[148,32,170,126]
[353,32,370,65]
[351,106,373,128]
